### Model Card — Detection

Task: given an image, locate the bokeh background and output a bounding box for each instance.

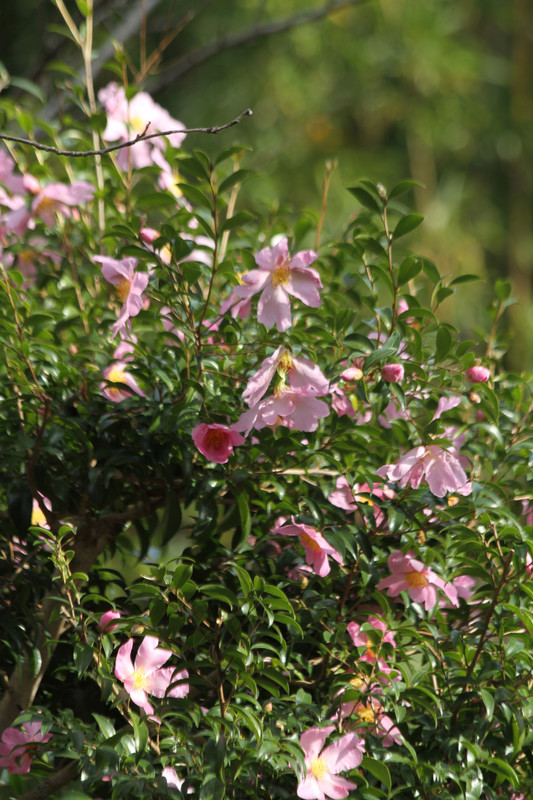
[1,0,532,367]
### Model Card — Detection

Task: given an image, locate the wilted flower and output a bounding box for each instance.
[296,725,364,800]
[272,517,343,577]
[227,237,322,332]
[95,255,149,338]
[115,635,189,716]
[0,720,52,774]
[377,550,458,610]
[376,444,471,498]
[192,423,244,464]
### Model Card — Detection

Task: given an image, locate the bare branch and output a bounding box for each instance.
[0,108,252,158]
[151,0,368,90]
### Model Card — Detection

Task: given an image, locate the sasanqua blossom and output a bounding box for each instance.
[376,444,471,498]
[272,517,343,577]
[226,237,322,332]
[115,635,189,716]
[234,386,330,436]
[192,423,244,464]
[296,725,364,800]
[95,255,149,338]
[242,346,329,408]
[377,550,458,610]
[0,720,52,774]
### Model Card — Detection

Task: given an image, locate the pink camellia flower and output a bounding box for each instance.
[296,725,363,800]
[228,237,322,332]
[431,395,461,422]
[382,363,404,383]
[377,550,458,610]
[242,346,329,408]
[329,384,356,419]
[272,517,343,578]
[98,610,122,633]
[234,386,330,436]
[466,365,490,383]
[347,617,396,649]
[345,699,403,748]
[101,362,146,402]
[0,720,52,774]
[95,256,150,337]
[115,635,189,716]
[376,444,471,498]
[162,766,194,794]
[328,477,395,529]
[99,83,186,170]
[192,423,245,464]
[1,179,94,236]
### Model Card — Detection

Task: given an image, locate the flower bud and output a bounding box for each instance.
[466,365,490,383]
[382,363,404,383]
[98,610,121,632]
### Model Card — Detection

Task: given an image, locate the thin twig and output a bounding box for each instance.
[0,109,253,157]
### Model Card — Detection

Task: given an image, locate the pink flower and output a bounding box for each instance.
[431,395,461,422]
[229,237,322,332]
[377,550,458,610]
[234,386,330,436]
[95,255,149,337]
[115,635,189,716]
[242,346,329,407]
[344,700,403,747]
[162,767,193,793]
[376,444,471,498]
[328,477,395,529]
[272,517,343,577]
[99,83,186,170]
[347,617,396,649]
[98,610,122,632]
[382,363,404,383]
[30,181,94,226]
[192,423,244,464]
[329,385,356,418]
[101,362,146,402]
[296,726,363,800]
[466,365,490,383]
[0,721,52,774]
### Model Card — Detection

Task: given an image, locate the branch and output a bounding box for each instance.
[150,0,368,90]
[0,108,252,157]
[18,761,79,800]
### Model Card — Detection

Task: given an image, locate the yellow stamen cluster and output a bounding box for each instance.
[357,705,375,723]
[310,756,328,780]
[271,263,291,288]
[277,351,294,374]
[31,506,47,527]
[405,570,429,589]
[299,530,322,553]
[131,668,148,690]
[116,277,131,303]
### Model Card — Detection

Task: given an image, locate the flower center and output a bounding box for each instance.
[358,705,375,723]
[271,264,291,288]
[35,195,57,215]
[350,674,366,689]
[405,570,429,589]
[310,756,328,780]
[130,115,146,133]
[107,367,127,385]
[299,530,322,553]
[277,352,294,374]
[355,494,374,507]
[116,277,131,303]
[131,668,148,690]
[31,506,47,527]
[206,429,227,448]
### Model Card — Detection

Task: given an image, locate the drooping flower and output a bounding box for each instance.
[377,550,458,610]
[465,365,490,383]
[101,362,146,402]
[376,444,471,498]
[99,83,186,170]
[234,386,330,436]
[95,255,149,337]
[242,346,329,408]
[296,725,363,800]
[0,720,52,774]
[98,610,122,633]
[192,423,245,464]
[226,237,322,332]
[114,635,189,716]
[328,477,395,529]
[272,517,343,577]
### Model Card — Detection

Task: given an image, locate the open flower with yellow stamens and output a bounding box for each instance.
[242,345,329,408]
[229,237,321,332]
[296,725,363,800]
[101,361,146,403]
[114,636,189,716]
[272,517,343,578]
[377,550,458,611]
[95,255,149,338]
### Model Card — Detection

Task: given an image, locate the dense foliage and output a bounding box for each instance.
[1,3,533,800]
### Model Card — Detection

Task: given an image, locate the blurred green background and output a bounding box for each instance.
[1,0,532,367]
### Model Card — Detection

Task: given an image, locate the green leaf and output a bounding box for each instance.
[387,179,424,201]
[218,169,253,194]
[201,584,236,607]
[435,326,452,361]
[220,210,254,233]
[235,489,251,538]
[348,186,381,213]
[449,273,483,286]
[392,213,424,240]
[177,183,213,210]
[397,256,422,286]
[362,756,392,793]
